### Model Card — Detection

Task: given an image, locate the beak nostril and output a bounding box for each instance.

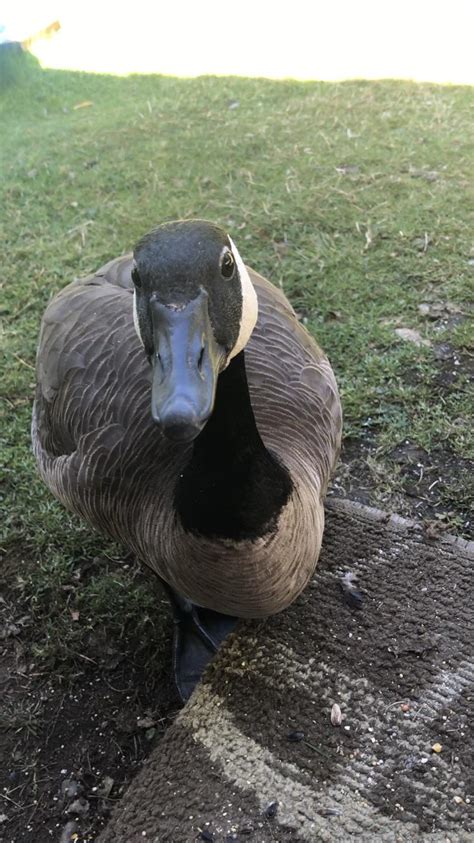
[197,347,205,371]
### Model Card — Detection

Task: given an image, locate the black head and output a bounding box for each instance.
[131,220,258,442]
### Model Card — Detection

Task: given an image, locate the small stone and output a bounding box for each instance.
[433,342,454,361]
[394,327,431,347]
[331,703,342,726]
[432,742,442,753]
[66,797,90,817]
[453,796,463,804]
[200,831,214,842]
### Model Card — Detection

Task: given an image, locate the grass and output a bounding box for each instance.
[1,57,473,676]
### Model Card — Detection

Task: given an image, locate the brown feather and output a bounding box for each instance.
[32,254,342,617]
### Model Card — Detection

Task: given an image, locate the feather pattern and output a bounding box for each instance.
[32,254,342,617]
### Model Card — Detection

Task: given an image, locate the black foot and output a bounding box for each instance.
[159,580,238,703]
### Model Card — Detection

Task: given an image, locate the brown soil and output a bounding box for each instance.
[331,437,473,539]
[0,567,178,843]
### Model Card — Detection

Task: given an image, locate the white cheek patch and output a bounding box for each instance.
[227,237,259,363]
[133,289,145,347]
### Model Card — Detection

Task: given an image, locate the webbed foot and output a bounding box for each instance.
[159,580,238,702]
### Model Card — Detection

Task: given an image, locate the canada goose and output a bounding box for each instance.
[32,220,342,700]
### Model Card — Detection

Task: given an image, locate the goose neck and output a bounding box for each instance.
[174,351,293,541]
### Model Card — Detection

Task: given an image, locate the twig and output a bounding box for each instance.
[303,740,329,758]
[384,700,409,712]
[45,693,66,746]
[12,353,35,370]
[0,792,23,809]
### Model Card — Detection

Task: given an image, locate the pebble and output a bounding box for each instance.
[66,797,90,817]
[331,703,343,726]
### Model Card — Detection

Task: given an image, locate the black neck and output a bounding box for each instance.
[175,351,293,540]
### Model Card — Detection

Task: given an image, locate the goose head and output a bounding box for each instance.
[132,220,258,443]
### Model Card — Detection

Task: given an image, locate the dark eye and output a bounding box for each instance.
[131,266,142,289]
[220,250,235,279]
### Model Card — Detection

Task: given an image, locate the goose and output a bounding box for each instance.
[32,220,342,701]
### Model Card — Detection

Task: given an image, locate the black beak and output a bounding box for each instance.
[150,289,224,442]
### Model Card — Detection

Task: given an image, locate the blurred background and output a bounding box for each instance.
[1,0,473,83]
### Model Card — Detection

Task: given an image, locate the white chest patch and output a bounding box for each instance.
[133,289,145,347]
[227,237,259,362]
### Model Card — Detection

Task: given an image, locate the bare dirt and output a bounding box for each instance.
[331,435,473,539]
[0,565,178,843]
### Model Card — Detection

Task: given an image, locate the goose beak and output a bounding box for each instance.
[150,289,224,443]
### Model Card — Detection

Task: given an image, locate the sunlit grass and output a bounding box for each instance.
[1,61,473,675]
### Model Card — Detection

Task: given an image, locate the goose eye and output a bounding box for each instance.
[131,266,142,289]
[220,250,235,279]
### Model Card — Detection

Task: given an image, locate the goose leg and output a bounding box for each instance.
[158,579,238,703]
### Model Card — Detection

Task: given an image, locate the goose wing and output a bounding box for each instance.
[246,269,342,490]
[32,255,164,535]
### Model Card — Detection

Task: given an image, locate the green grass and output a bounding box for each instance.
[1,61,473,671]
